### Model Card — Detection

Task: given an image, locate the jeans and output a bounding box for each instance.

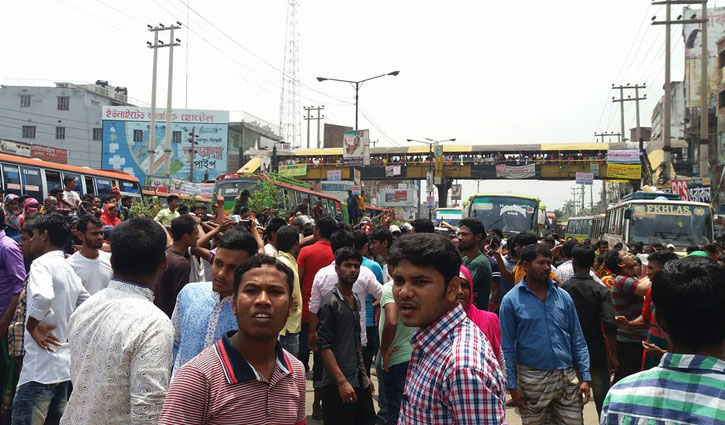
[299,322,310,371]
[363,327,379,376]
[380,361,408,425]
[279,332,300,358]
[374,355,387,424]
[12,381,70,425]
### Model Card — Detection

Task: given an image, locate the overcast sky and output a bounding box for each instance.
[2,0,713,209]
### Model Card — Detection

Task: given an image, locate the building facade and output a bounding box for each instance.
[0,81,133,168]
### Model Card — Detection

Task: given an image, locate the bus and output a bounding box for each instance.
[565,216,594,242]
[0,152,142,203]
[213,173,347,221]
[590,213,606,241]
[603,191,713,253]
[435,207,462,228]
[462,193,547,237]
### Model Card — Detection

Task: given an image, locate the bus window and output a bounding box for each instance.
[120,180,141,195]
[2,164,21,197]
[45,170,62,193]
[21,167,42,202]
[62,172,82,197]
[96,178,113,199]
[84,176,95,195]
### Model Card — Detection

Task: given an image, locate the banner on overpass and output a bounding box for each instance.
[606,163,641,179]
[385,165,401,176]
[278,164,307,177]
[607,150,640,164]
[575,172,593,185]
[496,163,535,179]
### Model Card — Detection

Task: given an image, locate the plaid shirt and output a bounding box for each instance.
[7,284,27,358]
[399,304,507,425]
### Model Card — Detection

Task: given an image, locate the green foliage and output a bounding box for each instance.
[248,178,289,216]
[128,196,161,219]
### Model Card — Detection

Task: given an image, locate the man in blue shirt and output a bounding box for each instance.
[500,243,591,425]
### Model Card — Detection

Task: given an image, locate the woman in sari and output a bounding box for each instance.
[100,202,121,227]
[3,194,24,241]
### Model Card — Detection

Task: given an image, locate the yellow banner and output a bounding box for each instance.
[606,163,641,179]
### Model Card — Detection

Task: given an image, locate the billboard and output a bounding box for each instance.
[683,6,725,107]
[343,129,370,166]
[101,106,229,184]
[576,172,594,185]
[606,163,641,179]
[379,189,416,207]
[672,178,712,203]
[0,140,30,157]
[31,145,68,164]
[278,164,307,177]
[495,163,535,179]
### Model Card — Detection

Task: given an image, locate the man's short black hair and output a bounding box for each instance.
[167,195,179,204]
[277,225,300,253]
[218,229,258,257]
[571,244,595,269]
[63,176,76,186]
[315,215,337,240]
[520,243,553,263]
[561,239,578,259]
[686,245,700,254]
[389,233,461,284]
[77,214,103,234]
[170,215,197,241]
[330,230,354,254]
[121,195,132,203]
[596,240,609,248]
[647,250,679,269]
[652,257,725,349]
[410,218,435,234]
[352,229,370,251]
[334,246,363,266]
[490,228,504,239]
[265,218,287,239]
[241,189,250,196]
[110,217,167,277]
[368,228,393,249]
[604,249,622,274]
[459,218,486,238]
[49,186,63,197]
[233,254,294,296]
[513,231,538,249]
[31,213,71,248]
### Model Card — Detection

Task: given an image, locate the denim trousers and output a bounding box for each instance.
[380,361,408,425]
[12,381,71,425]
[279,332,300,358]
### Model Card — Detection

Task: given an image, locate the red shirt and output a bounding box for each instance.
[296,240,333,322]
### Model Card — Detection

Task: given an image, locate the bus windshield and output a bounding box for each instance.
[216,179,260,202]
[469,196,537,235]
[435,209,462,227]
[630,203,712,248]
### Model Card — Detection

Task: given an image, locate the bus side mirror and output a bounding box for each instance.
[624,210,632,220]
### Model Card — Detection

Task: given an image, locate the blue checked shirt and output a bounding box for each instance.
[399,304,507,424]
[499,277,591,389]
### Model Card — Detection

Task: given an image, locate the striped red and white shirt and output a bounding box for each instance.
[158,331,306,425]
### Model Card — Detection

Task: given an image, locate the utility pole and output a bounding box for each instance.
[303,106,312,149]
[699,1,710,178]
[316,105,324,149]
[188,126,196,182]
[302,106,324,149]
[147,23,181,177]
[595,131,622,143]
[612,84,647,142]
[653,1,706,183]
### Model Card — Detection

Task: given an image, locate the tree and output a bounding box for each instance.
[248,178,288,216]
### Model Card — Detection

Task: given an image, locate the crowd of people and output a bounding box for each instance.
[0,179,723,425]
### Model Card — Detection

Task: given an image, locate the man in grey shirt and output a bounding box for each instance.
[317,246,375,425]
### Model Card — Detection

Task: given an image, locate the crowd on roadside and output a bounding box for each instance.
[0,180,722,425]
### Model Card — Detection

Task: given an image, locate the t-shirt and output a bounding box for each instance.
[641,288,667,370]
[63,190,81,208]
[263,243,278,258]
[612,275,647,343]
[462,252,493,310]
[378,283,414,368]
[154,208,180,227]
[296,240,334,322]
[362,257,384,328]
[66,251,113,295]
[357,195,365,210]
[155,249,191,318]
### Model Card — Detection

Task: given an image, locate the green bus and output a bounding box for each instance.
[462,193,547,237]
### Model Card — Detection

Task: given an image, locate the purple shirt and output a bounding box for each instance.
[0,230,26,316]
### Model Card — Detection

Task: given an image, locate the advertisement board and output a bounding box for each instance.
[145,176,215,198]
[495,163,535,179]
[683,6,725,107]
[343,130,370,166]
[451,184,462,200]
[31,145,68,164]
[671,178,712,203]
[607,150,640,164]
[101,106,228,183]
[606,163,641,179]
[327,170,342,181]
[278,164,307,177]
[0,140,31,158]
[575,172,594,185]
[379,189,416,207]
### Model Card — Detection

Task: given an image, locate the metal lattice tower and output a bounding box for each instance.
[279,0,301,148]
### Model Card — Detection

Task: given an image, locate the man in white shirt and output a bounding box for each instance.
[67,215,112,295]
[556,239,605,286]
[61,176,81,212]
[62,217,174,425]
[13,213,90,425]
[263,218,286,258]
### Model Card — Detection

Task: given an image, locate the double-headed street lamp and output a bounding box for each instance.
[407,137,456,219]
[316,70,400,131]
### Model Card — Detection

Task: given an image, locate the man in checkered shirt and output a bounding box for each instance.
[390,233,507,424]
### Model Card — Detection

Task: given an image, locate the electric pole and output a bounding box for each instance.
[698,1,710,179]
[303,106,324,149]
[147,23,181,177]
[612,84,647,142]
[595,131,622,143]
[653,1,706,183]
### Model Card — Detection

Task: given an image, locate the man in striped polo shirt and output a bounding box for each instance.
[604,249,649,383]
[601,256,725,424]
[159,255,306,425]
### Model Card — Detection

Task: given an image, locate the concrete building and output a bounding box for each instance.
[0,81,134,168]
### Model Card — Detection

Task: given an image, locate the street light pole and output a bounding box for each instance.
[407,137,456,219]
[316,71,399,131]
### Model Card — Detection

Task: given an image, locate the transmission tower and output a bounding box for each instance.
[279,0,301,148]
